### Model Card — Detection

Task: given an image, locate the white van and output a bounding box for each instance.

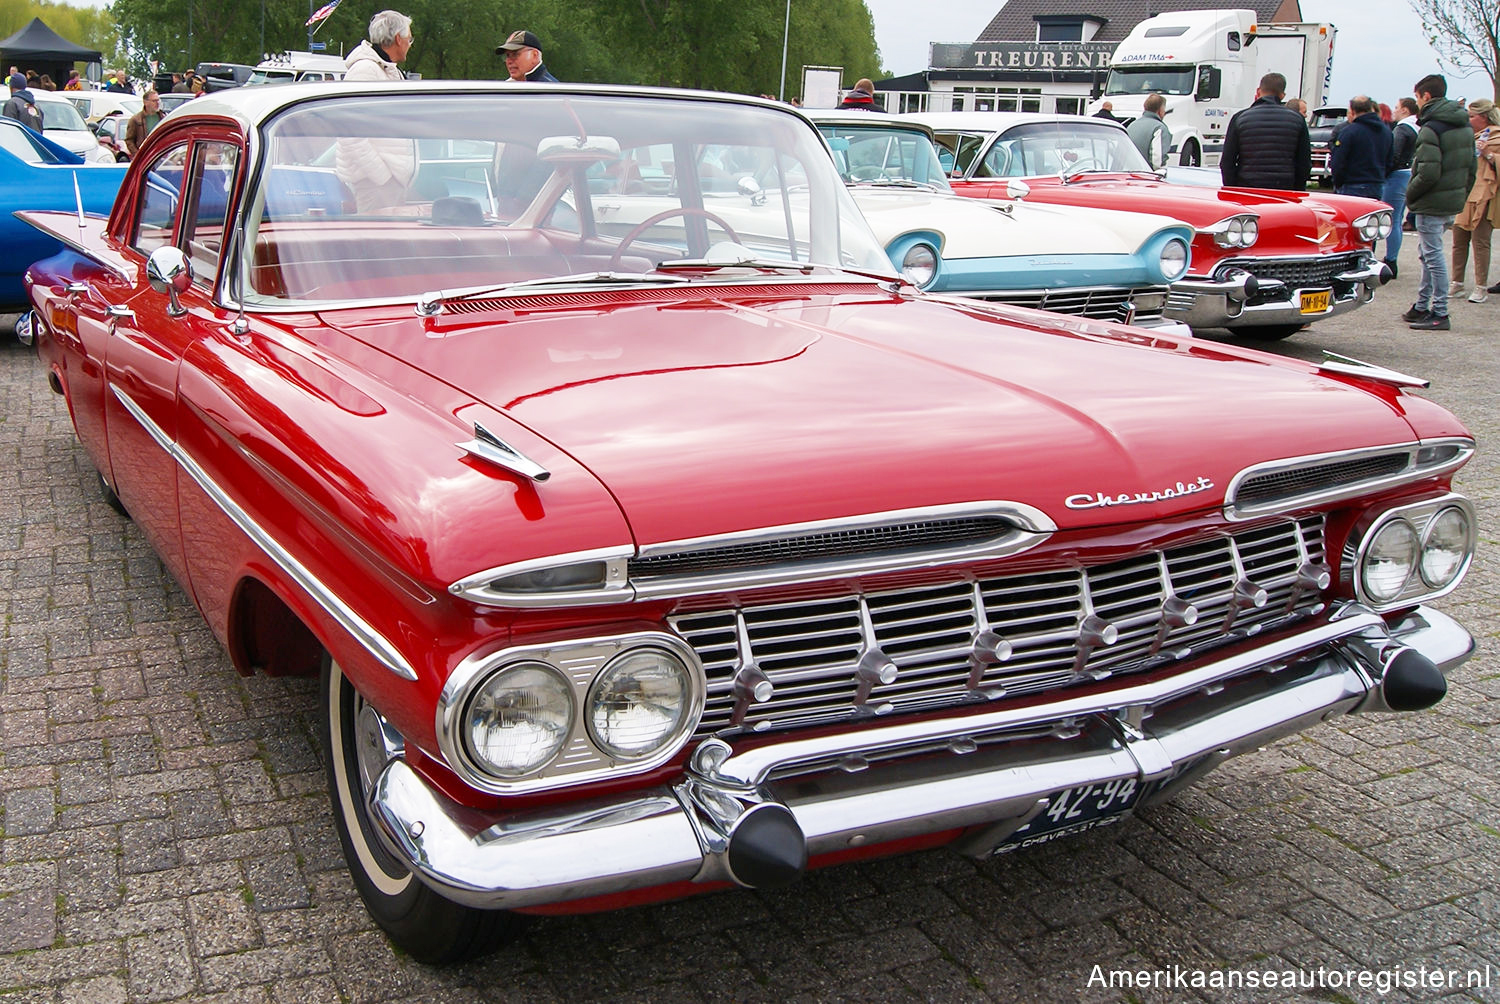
[247,51,348,84]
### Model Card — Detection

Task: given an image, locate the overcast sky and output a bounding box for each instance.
[863,0,1493,105]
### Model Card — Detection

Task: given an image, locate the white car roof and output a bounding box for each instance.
[911,111,1125,133]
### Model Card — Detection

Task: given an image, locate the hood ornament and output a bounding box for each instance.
[458,422,551,482]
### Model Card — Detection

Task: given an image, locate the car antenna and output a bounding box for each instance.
[72,171,86,230]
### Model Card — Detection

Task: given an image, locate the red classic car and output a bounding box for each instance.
[915,112,1394,341]
[21,83,1475,964]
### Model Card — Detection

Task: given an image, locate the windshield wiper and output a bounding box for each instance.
[415,272,692,316]
[654,256,817,274]
[848,178,940,190]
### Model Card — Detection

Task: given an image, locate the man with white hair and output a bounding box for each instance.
[339,10,416,212]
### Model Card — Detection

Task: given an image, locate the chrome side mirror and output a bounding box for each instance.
[146,246,193,317]
[737,176,767,207]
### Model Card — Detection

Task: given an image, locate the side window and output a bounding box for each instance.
[134,142,191,256]
[184,142,242,286]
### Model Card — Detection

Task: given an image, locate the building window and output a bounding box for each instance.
[1054,97,1084,115]
[1037,22,1083,42]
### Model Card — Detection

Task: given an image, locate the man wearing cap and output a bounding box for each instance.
[497,30,558,83]
[1,73,44,133]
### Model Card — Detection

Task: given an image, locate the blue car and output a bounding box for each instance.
[0,117,128,309]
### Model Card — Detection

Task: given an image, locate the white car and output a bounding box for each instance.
[61,89,142,123]
[30,94,115,164]
[805,111,1195,331]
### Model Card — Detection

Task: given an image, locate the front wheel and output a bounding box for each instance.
[322,657,521,963]
[1240,324,1305,341]
[1178,141,1201,167]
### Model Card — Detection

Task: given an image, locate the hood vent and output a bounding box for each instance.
[1227,440,1473,519]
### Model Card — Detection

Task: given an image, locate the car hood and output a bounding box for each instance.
[849,186,1184,259]
[327,290,1426,547]
[1005,178,1373,258]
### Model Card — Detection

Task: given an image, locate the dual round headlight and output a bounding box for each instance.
[462,646,698,779]
[1359,505,1473,606]
[901,243,938,288]
[1210,215,1259,248]
[1354,210,1394,241]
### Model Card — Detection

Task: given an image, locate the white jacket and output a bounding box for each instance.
[336,41,414,193]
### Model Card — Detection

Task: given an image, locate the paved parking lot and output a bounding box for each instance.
[2,248,1497,1002]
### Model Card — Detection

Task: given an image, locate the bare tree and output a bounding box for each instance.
[1410,0,1500,100]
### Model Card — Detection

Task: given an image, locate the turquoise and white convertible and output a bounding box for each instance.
[807,111,1195,334]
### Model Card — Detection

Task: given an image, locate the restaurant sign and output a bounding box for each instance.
[930,41,1115,71]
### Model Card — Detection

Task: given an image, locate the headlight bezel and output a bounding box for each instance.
[1157,237,1190,281]
[900,242,939,288]
[1346,493,1476,612]
[1201,213,1261,249]
[437,632,706,794]
[1353,209,1394,242]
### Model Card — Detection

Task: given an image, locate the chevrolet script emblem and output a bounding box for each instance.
[1065,477,1214,510]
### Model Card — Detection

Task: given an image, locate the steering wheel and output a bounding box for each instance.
[1062,158,1101,177]
[609,207,742,269]
[848,165,887,181]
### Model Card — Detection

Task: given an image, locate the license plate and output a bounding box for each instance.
[991,778,1142,854]
[1300,289,1332,313]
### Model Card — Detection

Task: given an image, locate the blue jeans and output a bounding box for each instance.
[1382,169,1410,261]
[1414,213,1453,316]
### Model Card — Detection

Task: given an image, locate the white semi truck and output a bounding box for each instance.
[1087,8,1335,167]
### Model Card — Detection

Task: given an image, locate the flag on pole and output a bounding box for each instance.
[305,0,342,27]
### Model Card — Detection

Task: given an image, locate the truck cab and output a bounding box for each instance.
[1088,8,1334,168]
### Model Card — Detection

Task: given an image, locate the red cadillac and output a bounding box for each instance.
[20,83,1474,963]
[915,112,1395,341]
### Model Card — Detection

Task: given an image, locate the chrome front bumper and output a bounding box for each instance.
[1167,258,1390,330]
[368,605,1471,910]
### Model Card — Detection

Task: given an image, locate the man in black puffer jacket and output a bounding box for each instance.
[1403,74,1476,330]
[1220,72,1311,189]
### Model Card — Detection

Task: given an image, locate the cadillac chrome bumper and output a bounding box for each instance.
[368,604,1471,910]
[1167,257,1390,330]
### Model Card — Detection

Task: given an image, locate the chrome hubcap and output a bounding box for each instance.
[354,695,405,796]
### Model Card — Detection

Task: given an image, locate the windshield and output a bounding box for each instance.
[817,124,953,191]
[1310,109,1346,128]
[243,92,890,305]
[1104,66,1197,96]
[933,120,1153,179]
[36,100,89,131]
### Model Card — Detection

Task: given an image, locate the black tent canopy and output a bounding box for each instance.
[0,17,102,86]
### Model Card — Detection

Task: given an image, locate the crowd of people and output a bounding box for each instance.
[1316,74,1493,330]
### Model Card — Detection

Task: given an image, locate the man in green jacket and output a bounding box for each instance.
[1403,74,1476,330]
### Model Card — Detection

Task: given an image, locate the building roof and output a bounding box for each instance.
[976,0,1301,46]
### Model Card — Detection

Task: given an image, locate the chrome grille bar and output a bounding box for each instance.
[674,516,1326,735]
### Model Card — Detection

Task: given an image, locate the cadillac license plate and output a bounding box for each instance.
[1299,289,1332,313]
[991,778,1142,854]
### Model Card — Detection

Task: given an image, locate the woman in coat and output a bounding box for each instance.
[1450,98,1500,302]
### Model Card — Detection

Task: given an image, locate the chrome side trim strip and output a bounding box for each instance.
[109,383,419,681]
[1224,438,1474,521]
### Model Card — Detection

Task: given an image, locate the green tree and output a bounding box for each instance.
[1409,0,1500,102]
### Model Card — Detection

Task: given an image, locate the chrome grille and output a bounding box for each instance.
[1235,453,1410,508]
[673,516,1326,736]
[972,285,1167,323]
[1220,253,1364,289]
